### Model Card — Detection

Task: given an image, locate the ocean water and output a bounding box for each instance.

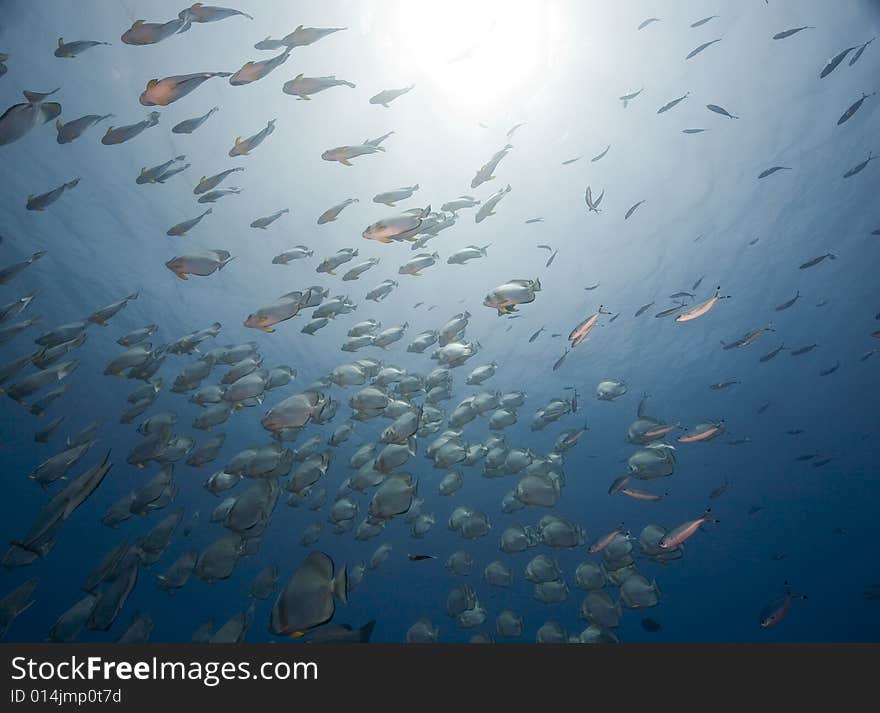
[1,0,879,643]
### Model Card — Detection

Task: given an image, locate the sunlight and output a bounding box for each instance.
[394,0,552,115]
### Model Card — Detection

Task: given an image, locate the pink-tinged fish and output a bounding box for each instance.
[677,420,725,443]
[759,582,807,628]
[659,509,719,548]
[675,287,729,322]
[568,306,611,347]
[589,524,628,554]
[619,487,666,501]
[643,423,681,440]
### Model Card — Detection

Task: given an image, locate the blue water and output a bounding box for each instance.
[1,0,879,643]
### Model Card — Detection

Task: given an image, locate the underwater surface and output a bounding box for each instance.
[0,0,879,643]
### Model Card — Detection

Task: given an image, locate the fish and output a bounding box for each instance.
[165,250,235,280]
[121,18,190,46]
[229,119,276,157]
[850,37,875,66]
[545,250,558,268]
[54,38,111,58]
[675,287,728,322]
[843,152,876,178]
[322,140,385,166]
[552,350,569,371]
[561,157,582,165]
[790,344,819,356]
[229,47,292,86]
[56,113,112,143]
[638,18,660,30]
[529,326,545,343]
[584,186,604,212]
[525,217,543,223]
[757,402,770,414]
[759,343,788,362]
[682,128,709,134]
[619,87,643,108]
[171,106,220,134]
[709,379,740,390]
[758,166,791,179]
[655,302,686,318]
[759,582,807,628]
[250,209,289,229]
[820,46,857,78]
[707,103,738,119]
[625,200,645,219]
[370,84,416,107]
[591,145,610,162]
[318,198,359,225]
[709,479,730,499]
[691,15,719,28]
[775,291,801,310]
[660,509,719,548]
[657,92,690,113]
[837,92,876,125]
[584,283,600,291]
[167,208,212,237]
[819,361,840,376]
[140,72,232,106]
[635,302,655,317]
[102,111,160,145]
[619,487,666,501]
[26,178,80,211]
[194,167,245,194]
[686,38,722,60]
[0,89,62,145]
[408,554,436,561]
[568,306,611,347]
[772,27,814,40]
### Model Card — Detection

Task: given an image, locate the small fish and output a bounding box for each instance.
[545,250,558,268]
[786,429,804,435]
[408,554,436,561]
[748,505,765,517]
[709,379,740,390]
[691,16,719,28]
[655,302,686,318]
[619,88,643,108]
[584,186,604,212]
[759,343,788,362]
[537,244,553,252]
[837,92,876,125]
[638,18,660,30]
[584,283,600,291]
[608,313,620,323]
[692,276,705,291]
[727,438,751,446]
[759,582,807,628]
[799,253,835,269]
[561,157,582,165]
[641,617,662,632]
[758,166,791,179]
[790,344,819,356]
[529,326,545,343]
[657,92,690,114]
[669,291,694,300]
[843,152,876,178]
[820,46,857,78]
[772,27,814,40]
[525,218,544,223]
[795,453,818,461]
[634,302,654,317]
[591,145,610,162]
[748,237,760,245]
[686,38,722,60]
[620,488,666,502]
[819,361,840,376]
[682,128,709,134]
[775,291,801,310]
[625,200,645,220]
[812,457,833,468]
[757,402,770,414]
[707,104,739,119]
[552,350,569,371]
[708,479,729,499]
[816,299,830,307]
[771,553,787,561]
[850,37,876,66]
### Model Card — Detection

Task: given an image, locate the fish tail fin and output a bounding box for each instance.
[333,567,348,603]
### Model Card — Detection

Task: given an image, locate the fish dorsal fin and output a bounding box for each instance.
[234,137,242,145]
[57,37,64,48]
[295,73,303,80]
[199,176,206,183]
[147,79,158,89]
[133,20,144,27]
[192,2,203,6]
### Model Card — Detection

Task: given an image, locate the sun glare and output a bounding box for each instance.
[394,0,552,115]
